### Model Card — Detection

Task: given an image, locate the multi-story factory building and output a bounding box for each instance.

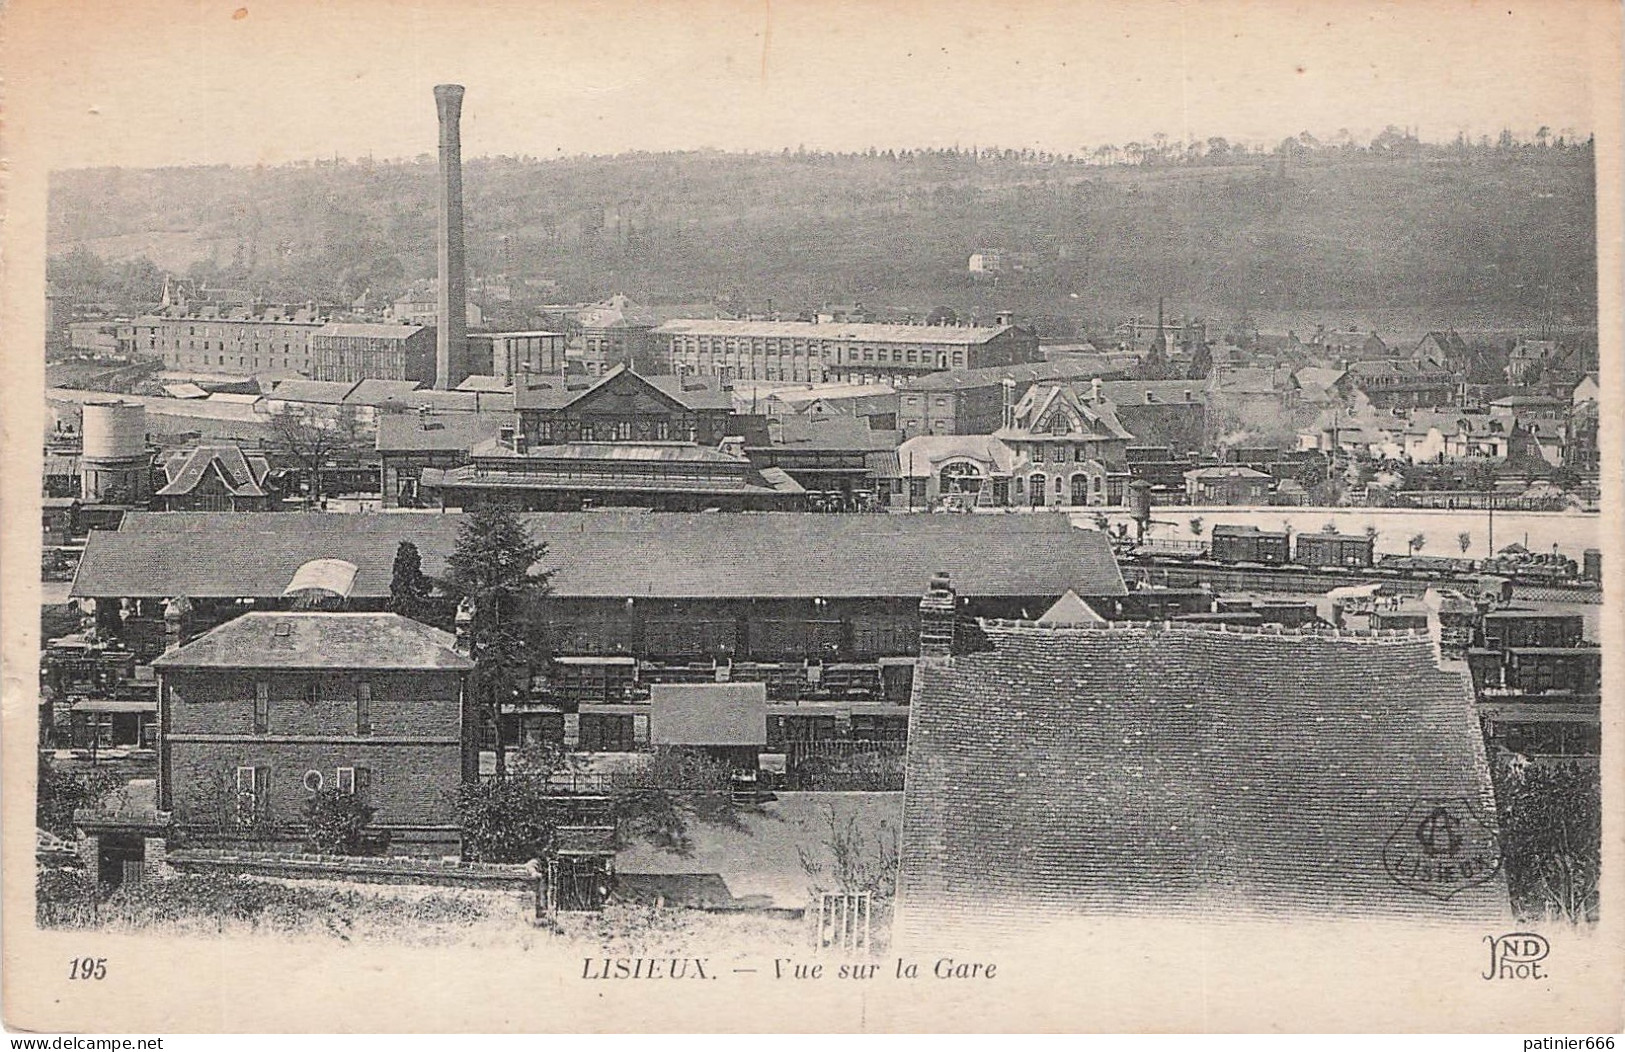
[129,306,329,376]
[309,323,436,383]
[654,316,1042,385]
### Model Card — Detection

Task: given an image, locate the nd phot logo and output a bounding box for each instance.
[1482,932,1550,981]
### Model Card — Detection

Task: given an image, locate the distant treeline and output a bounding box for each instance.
[48,131,1596,331]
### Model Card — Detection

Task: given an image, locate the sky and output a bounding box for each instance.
[2,0,1618,169]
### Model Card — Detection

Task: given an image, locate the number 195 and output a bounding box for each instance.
[69,957,106,980]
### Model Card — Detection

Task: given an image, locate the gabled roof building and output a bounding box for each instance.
[156,445,273,512]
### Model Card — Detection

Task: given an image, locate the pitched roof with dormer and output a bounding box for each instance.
[994,383,1133,443]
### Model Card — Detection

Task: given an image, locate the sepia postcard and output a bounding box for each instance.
[2,0,1621,1035]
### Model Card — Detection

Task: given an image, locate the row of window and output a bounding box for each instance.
[248,680,372,735]
[1027,445,1106,464]
[530,419,687,442]
[675,344,967,368]
[233,764,371,822]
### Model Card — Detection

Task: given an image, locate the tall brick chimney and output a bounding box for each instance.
[434,84,469,391]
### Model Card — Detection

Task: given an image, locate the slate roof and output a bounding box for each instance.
[156,445,271,498]
[73,511,1126,601]
[896,621,1507,938]
[151,612,472,671]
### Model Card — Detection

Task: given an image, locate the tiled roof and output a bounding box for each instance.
[151,612,472,671]
[655,319,1012,345]
[74,511,1126,601]
[156,445,270,498]
[897,621,1506,937]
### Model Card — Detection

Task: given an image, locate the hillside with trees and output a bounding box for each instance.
[48,130,1596,333]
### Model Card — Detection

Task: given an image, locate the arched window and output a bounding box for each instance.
[1071,473,1090,506]
[1029,474,1046,507]
[939,461,984,494]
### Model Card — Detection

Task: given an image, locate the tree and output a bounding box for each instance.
[1321,521,1339,534]
[1457,531,1473,555]
[444,505,554,781]
[1494,760,1600,923]
[268,404,361,505]
[1408,532,1427,555]
[1188,517,1204,538]
[1186,341,1213,380]
[389,541,437,626]
[1364,524,1380,548]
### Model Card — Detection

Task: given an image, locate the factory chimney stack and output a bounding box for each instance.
[434,84,469,390]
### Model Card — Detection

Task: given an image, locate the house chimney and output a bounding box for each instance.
[163,595,192,652]
[454,597,476,654]
[434,84,469,391]
[918,571,958,658]
[1091,376,1103,404]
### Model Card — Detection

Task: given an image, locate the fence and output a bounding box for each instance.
[814,892,871,954]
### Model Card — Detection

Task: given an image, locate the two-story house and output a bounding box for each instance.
[151,612,476,856]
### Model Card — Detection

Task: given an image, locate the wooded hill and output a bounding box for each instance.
[49,139,1597,333]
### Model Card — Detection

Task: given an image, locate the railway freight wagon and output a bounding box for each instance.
[1294,531,1376,569]
[1208,524,1290,565]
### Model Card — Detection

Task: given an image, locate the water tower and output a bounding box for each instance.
[80,401,153,504]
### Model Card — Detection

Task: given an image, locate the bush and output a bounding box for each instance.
[454,777,565,863]
[36,866,99,928]
[302,789,377,856]
[36,754,123,838]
